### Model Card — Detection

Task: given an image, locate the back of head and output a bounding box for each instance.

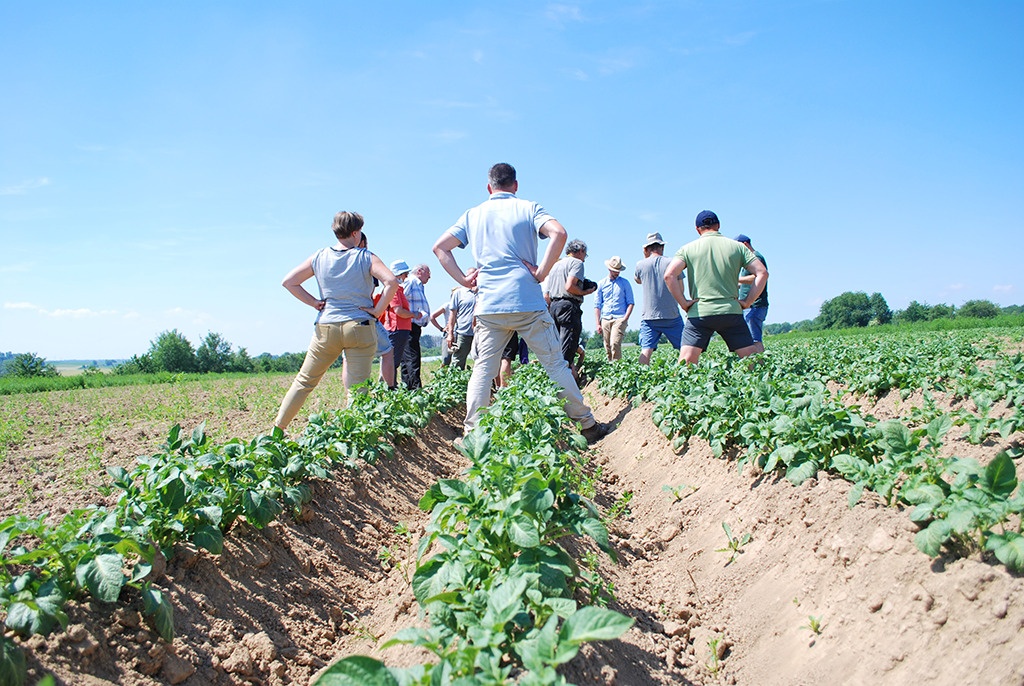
[333,211,364,240]
[695,210,720,229]
[488,163,517,191]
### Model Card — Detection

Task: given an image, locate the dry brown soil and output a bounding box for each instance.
[3,378,1024,686]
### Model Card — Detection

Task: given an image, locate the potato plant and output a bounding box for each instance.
[0,369,471,685]
[597,329,1024,574]
[317,365,633,686]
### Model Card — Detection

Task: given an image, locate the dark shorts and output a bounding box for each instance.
[681,314,755,352]
[501,332,520,361]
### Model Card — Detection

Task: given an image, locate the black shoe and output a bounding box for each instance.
[581,422,611,444]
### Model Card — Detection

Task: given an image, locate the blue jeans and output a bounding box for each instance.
[744,307,768,343]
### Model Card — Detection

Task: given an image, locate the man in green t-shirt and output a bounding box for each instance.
[664,210,768,365]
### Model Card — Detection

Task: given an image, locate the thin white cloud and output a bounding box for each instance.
[472,49,484,64]
[563,67,589,81]
[545,3,584,23]
[3,302,119,318]
[993,284,1014,293]
[597,56,636,76]
[724,31,757,47]
[637,211,660,223]
[0,178,50,196]
[946,283,966,291]
[0,263,33,274]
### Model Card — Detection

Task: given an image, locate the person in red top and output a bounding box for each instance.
[379,260,416,386]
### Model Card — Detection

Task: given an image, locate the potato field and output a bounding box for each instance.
[1,327,1023,686]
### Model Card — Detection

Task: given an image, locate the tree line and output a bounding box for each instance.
[765,294,1019,335]
[112,330,314,375]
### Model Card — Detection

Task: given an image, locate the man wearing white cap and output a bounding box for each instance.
[594,256,634,361]
[634,232,684,365]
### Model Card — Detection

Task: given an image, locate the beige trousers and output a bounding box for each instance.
[601,316,629,360]
[274,321,376,429]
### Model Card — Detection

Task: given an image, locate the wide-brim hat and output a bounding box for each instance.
[605,256,626,272]
[642,232,665,248]
[389,259,411,275]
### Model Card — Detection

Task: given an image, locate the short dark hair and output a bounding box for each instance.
[332,211,364,240]
[488,163,517,190]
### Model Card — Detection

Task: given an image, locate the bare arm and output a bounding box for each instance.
[282,257,325,311]
[738,258,768,309]
[738,274,755,285]
[430,305,448,332]
[526,220,567,283]
[565,276,596,297]
[623,302,634,322]
[664,257,696,312]
[432,233,479,288]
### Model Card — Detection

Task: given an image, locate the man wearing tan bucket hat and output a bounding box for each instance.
[594,255,634,361]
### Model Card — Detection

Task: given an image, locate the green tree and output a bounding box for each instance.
[230,347,255,373]
[114,353,155,375]
[928,303,954,320]
[148,329,197,373]
[817,291,873,329]
[896,300,930,324]
[1,352,59,378]
[957,299,1000,319]
[869,292,892,325]
[196,331,233,373]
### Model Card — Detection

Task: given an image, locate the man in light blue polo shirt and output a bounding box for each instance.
[594,255,634,361]
[432,163,609,442]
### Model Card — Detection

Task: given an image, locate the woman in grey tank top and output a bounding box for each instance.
[273,211,398,430]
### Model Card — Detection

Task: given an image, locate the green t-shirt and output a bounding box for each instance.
[674,232,757,317]
[738,250,768,308]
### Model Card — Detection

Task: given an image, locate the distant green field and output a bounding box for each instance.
[52,361,120,376]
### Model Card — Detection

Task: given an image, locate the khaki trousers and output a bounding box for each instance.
[601,316,629,360]
[275,321,376,429]
[465,310,595,433]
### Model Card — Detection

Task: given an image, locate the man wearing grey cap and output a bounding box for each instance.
[634,231,685,365]
[735,234,769,344]
[664,211,767,365]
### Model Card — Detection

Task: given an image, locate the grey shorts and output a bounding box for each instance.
[681,314,754,351]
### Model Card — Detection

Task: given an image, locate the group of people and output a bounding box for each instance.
[272,163,768,444]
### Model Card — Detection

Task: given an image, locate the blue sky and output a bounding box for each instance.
[2,1,1022,360]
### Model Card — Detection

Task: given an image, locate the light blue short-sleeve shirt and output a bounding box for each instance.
[446,192,553,315]
[311,246,374,323]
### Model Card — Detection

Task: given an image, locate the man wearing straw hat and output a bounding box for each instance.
[633,232,684,365]
[594,255,634,361]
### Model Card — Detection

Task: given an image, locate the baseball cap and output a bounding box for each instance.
[642,232,665,248]
[734,234,751,244]
[389,259,411,275]
[695,210,719,227]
